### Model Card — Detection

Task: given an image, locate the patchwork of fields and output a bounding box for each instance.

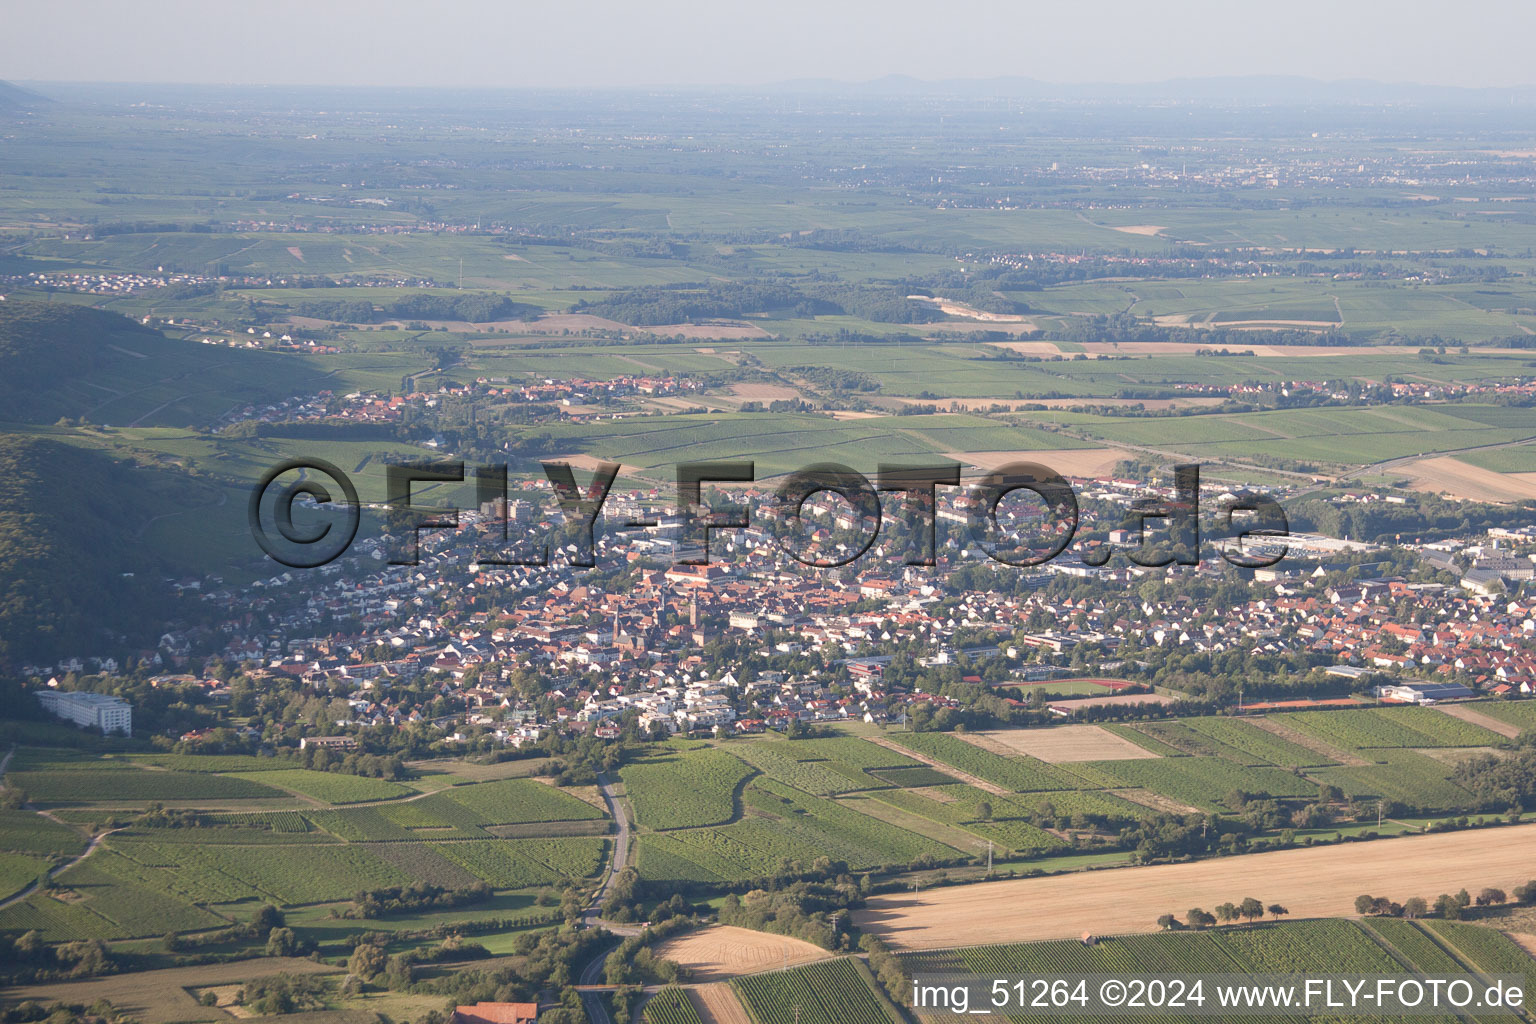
[1,699,1528,941]
[0,753,612,941]
[902,918,1533,1022]
[627,702,1526,885]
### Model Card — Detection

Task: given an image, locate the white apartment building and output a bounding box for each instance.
[36,691,132,735]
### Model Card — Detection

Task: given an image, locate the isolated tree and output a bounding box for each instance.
[1355,894,1377,916]
[1267,904,1289,921]
[1186,908,1216,930]
[1433,894,1462,921]
[1239,897,1265,923]
[976,800,993,822]
[1478,888,1507,907]
[264,927,298,958]
[249,903,284,935]
[348,942,387,981]
[1157,913,1178,931]
[1215,902,1239,924]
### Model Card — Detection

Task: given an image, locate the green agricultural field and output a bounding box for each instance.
[303,806,428,841]
[0,851,51,902]
[734,957,890,1024]
[9,769,283,805]
[734,736,929,792]
[1085,757,1317,810]
[866,766,959,788]
[1474,700,1536,734]
[1459,443,1536,473]
[1183,718,1338,768]
[439,778,605,824]
[365,843,485,890]
[51,857,227,939]
[1307,751,1478,811]
[1030,403,1536,468]
[620,748,754,831]
[125,753,296,773]
[1423,920,1536,1001]
[730,743,879,796]
[228,769,412,804]
[860,786,1064,855]
[641,987,703,1024]
[884,732,1090,792]
[1122,720,1264,763]
[907,919,1439,1018]
[0,808,88,856]
[1277,707,1506,751]
[435,838,608,888]
[519,409,1085,478]
[635,778,956,884]
[0,891,123,943]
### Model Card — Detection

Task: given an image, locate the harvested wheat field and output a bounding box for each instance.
[653,322,773,339]
[1402,456,1536,503]
[653,925,833,982]
[974,724,1160,763]
[855,823,1536,950]
[549,453,634,475]
[690,983,753,1024]
[729,382,802,402]
[948,448,1127,478]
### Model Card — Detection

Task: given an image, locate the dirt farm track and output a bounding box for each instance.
[855,823,1536,950]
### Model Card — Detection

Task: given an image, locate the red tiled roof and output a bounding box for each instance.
[455,1003,538,1024]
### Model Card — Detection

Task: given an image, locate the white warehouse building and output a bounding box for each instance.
[36,691,133,735]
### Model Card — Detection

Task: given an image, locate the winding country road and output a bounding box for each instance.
[581,771,632,929]
[577,771,640,1024]
[0,746,124,910]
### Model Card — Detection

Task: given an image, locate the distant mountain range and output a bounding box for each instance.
[769,73,1536,105]
[0,79,52,110]
[12,75,1536,109]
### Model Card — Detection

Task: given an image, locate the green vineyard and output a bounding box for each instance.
[734,957,891,1024]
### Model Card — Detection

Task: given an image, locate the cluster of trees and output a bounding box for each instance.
[1290,494,1536,547]
[1,999,137,1024]
[294,293,541,324]
[1052,312,1357,349]
[347,881,492,919]
[1352,883,1536,920]
[787,365,882,393]
[1453,737,1536,811]
[571,280,947,326]
[1158,899,1287,930]
[2,935,113,984]
[573,282,836,325]
[716,880,863,950]
[392,925,614,1024]
[863,934,910,1006]
[234,974,327,1016]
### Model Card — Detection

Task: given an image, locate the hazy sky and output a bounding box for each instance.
[6,0,1535,90]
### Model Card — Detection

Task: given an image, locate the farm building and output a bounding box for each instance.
[1375,681,1474,704]
[454,1003,539,1024]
